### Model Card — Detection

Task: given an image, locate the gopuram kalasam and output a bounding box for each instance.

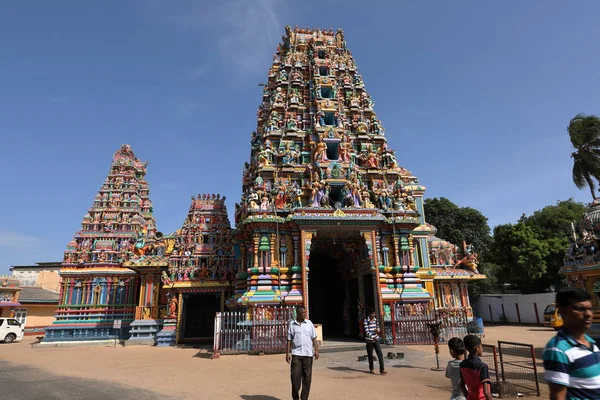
[42,26,485,346]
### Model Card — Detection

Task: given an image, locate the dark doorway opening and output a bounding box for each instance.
[308,251,346,338]
[307,235,372,340]
[181,292,220,343]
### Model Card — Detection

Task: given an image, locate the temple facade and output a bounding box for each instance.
[41,26,484,346]
[231,26,485,340]
[561,198,600,338]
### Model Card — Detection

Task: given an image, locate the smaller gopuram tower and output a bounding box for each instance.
[126,194,236,346]
[44,144,157,342]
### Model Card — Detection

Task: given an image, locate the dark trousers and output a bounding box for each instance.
[291,355,313,400]
[366,341,385,372]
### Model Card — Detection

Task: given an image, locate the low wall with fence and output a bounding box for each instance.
[391,303,475,345]
[475,293,554,324]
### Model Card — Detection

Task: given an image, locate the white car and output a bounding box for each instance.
[0,317,25,343]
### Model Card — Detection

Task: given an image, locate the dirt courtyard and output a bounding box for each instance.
[0,325,554,399]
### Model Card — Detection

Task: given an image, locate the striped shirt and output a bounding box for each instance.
[543,329,600,399]
[363,317,379,342]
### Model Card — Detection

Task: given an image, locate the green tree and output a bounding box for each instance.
[569,113,600,199]
[519,199,587,292]
[424,197,495,298]
[490,223,550,293]
[490,199,587,293]
[423,197,492,254]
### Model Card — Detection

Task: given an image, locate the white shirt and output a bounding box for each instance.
[288,319,317,357]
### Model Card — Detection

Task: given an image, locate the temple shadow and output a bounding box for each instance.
[328,366,373,374]
[240,396,281,400]
[193,351,212,359]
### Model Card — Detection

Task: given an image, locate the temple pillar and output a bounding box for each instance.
[365,231,385,328]
[392,234,400,267]
[293,234,300,266]
[301,230,315,317]
[253,233,260,271]
[240,245,247,272]
[270,233,276,269]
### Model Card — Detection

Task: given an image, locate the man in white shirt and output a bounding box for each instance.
[286,305,319,400]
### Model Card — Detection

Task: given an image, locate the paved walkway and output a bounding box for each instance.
[0,325,554,399]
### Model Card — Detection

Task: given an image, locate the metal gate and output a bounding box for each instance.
[393,304,469,345]
[393,303,437,344]
[213,306,294,356]
[481,342,540,398]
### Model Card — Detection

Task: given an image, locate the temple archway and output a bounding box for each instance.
[307,230,375,339]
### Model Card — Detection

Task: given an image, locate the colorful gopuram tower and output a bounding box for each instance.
[126,194,236,346]
[229,26,487,342]
[232,26,441,339]
[43,145,157,342]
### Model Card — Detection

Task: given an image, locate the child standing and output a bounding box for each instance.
[446,337,467,400]
[460,335,492,400]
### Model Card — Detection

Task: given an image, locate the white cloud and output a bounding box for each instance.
[167,0,283,74]
[0,230,45,249]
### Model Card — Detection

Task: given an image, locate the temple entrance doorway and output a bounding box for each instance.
[307,231,376,340]
[180,292,220,343]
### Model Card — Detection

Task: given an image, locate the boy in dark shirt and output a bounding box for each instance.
[460,335,492,400]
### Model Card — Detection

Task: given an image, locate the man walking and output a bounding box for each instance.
[364,309,387,375]
[286,305,319,400]
[543,287,600,399]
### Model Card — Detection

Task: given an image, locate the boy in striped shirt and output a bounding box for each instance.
[543,287,600,400]
[363,309,387,375]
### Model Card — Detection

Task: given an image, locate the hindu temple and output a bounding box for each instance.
[41,26,485,346]
[561,198,600,337]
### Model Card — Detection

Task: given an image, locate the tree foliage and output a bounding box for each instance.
[569,113,600,199]
[424,197,494,299]
[491,223,550,293]
[423,197,492,254]
[491,199,587,293]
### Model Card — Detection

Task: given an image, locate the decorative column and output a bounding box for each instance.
[283,233,303,306]
[392,234,400,267]
[253,234,260,270]
[366,231,386,329]
[269,233,277,269]
[398,234,432,303]
[301,230,315,317]
[293,234,300,266]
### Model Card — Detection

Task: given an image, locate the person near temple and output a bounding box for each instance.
[543,287,600,400]
[363,309,387,375]
[286,305,319,400]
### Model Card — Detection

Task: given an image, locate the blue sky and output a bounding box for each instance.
[1,0,599,274]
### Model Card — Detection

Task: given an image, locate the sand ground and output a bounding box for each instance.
[0,325,554,399]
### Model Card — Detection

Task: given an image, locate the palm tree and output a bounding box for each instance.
[569,113,600,200]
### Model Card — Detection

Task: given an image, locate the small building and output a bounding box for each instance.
[7,262,61,335]
[16,287,60,336]
[0,276,22,321]
[10,262,61,291]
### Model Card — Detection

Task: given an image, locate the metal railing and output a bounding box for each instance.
[393,304,469,345]
[213,306,295,356]
[497,341,540,397]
